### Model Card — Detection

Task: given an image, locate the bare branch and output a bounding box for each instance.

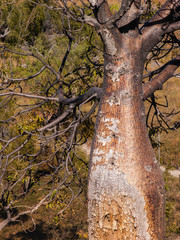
[6,66,46,82]
[83,15,100,28]
[165,20,180,33]
[116,2,141,29]
[0,28,10,39]
[143,54,180,79]
[0,193,51,231]
[0,92,58,101]
[174,120,180,128]
[108,0,135,26]
[1,47,61,81]
[141,0,180,53]
[59,31,73,75]
[91,0,112,24]
[38,87,103,131]
[38,107,74,131]
[143,55,180,100]
[58,87,103,105]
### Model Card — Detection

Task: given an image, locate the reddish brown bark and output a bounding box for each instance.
[86,0,180,238]
[88,32,165,240]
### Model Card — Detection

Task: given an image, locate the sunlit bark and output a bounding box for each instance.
[88,33,165,239]
[86,0,180,237]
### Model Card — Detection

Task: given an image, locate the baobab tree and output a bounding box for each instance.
[0,0,180,239]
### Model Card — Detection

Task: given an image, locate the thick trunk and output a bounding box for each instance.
[88,37,165,239]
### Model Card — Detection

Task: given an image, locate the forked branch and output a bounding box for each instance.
[38,87,103,131]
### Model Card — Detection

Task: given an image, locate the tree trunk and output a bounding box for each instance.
[88,35,165,239]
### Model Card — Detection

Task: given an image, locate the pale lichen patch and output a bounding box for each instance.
[93,149,105,156]
[96,134,112,146]
[153,157,158,164]
[102,118,120,134]
[92,145,124,165]
[106,149,124,161]
[106,94,121,106]
[88,166,151,240]
[112,71,120,82]
[145,165,152,172]
[105,62,128,82]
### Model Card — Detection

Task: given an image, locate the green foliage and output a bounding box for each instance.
[165,201,176,232]
[17,111,45,134]
[1,0,46,44]
[0,1,12,26]
[110,4,119,13]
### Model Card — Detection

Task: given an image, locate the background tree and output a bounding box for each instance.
[0,0,180,239]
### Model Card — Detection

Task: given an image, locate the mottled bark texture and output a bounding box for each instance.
[88,36,165,240]
[87,0,180,238]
